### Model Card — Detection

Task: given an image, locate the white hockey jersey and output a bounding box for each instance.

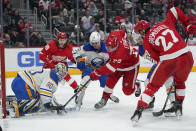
[78,42,109,66]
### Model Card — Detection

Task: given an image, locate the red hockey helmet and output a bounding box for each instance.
[57,32,67,48]
[57,32,67,39]
[134,20,150,33]
[106,34,119,53]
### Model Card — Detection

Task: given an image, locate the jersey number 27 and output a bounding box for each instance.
[155,29,179,51]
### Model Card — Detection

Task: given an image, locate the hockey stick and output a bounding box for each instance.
[50,78,91,112]
[152,84,174,117]
[136,79,145,83]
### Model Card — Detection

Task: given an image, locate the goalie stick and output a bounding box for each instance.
[152,83,174,117]
[49,78,91,113]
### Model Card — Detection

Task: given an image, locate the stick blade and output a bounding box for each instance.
[152,110,163,117]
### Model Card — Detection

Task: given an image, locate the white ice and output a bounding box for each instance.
[1,72,196,131]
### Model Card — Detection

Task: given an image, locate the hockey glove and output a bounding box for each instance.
[186,24,196,35]
[44,60,56,69]
[90,70,101,81]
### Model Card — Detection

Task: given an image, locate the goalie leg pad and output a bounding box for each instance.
[11,75,37,100]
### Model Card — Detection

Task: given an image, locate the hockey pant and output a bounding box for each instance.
[146,64,176,102]
[102,65,139,99]
[11,75,41,116]
[138,52,194,109]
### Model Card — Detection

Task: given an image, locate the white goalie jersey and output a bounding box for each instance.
[18,69,59,104]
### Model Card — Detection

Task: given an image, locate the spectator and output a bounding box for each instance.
[9,29,24,44]
[83,17,96,39]
[11,9,22,24]
[81,10,92,28]
[88,1,98,16]
[121,17,133,33]
[8,19,21,33]
[124,0,132,11]
[70,25,85,46]
[64,9,75,26]
[20,17,33,34]
[95,24,105,41]
[39,0,49,17]
[30,32,47,46]
[115,10,126,25]
[139,9,149,21]
[95,9,104,23]
[4,33,15,47]
[53,11,66,29]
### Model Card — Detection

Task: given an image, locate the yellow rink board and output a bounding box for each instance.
[5,66,196,78]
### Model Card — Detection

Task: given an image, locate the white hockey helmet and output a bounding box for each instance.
[55,63,67,81]
[90,31,101,45]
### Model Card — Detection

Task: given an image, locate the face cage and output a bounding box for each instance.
[56,71,66,81]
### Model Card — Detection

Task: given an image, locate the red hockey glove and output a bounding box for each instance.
[45,60,56,69]
[186,24,196,35]
[90,70,101,81]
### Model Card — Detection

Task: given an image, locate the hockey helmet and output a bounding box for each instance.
[106,34,119,53]
[57,32,67,39]
[57,32,67,48]
[90,32,101,45]
[55,63,67,81]
[134,20,150,33]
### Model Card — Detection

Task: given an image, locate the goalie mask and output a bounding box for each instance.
[55,63,67,81]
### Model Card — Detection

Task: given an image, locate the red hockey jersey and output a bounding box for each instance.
[39,39,75,68]
[143,7,190,62]
[95,30,139,75]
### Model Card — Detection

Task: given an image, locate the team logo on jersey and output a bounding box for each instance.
[47,82,53,89]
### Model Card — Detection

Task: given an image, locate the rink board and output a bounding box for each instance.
[4,46,196,78]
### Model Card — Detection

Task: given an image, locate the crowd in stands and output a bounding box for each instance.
[1,0,196,47]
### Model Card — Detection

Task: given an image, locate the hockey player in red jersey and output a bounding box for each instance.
[40,32,75,68]
[39,32,78,90]
[131,7,195,123]
[90,30,140,109]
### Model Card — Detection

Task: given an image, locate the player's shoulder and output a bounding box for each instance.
[99,41,107,53]
[49,69,59,85]
[83,42,94,51]
[47,39,58,50]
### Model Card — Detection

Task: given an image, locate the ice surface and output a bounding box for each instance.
[1,73,196,131]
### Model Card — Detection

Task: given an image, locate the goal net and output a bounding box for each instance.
[0,41,6,118]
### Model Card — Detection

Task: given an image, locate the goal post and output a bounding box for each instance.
[0,41,6,118]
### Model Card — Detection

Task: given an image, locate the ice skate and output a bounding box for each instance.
[145,96,155,110]
[75,90,85,111]
[131,106,144,126]
[94,98,108,109]
[164,100,183,118]
[163,102,176,117]
[135,82,141,97]
[6,96,20,118]
[175,100,183,119]
[10,100,20,118]
[109,95,120,103]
